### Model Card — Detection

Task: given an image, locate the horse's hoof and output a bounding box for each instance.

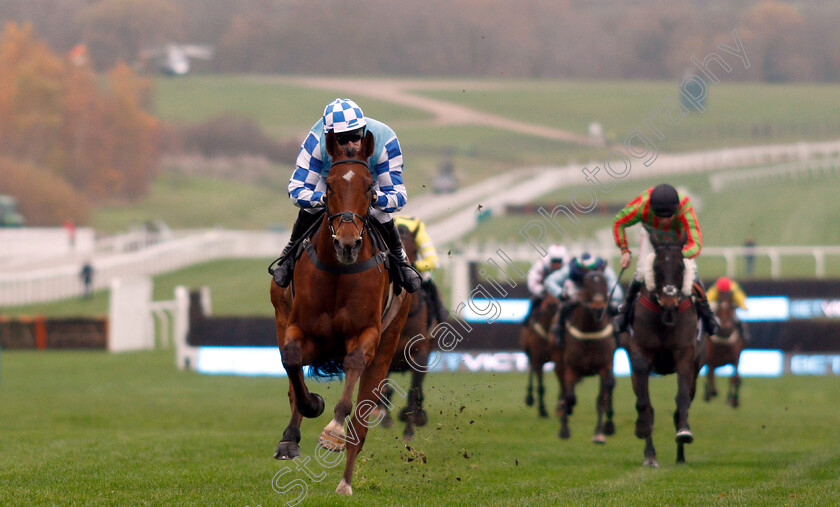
[592,433,606,444]
[398,407,411,423]
[525,394,535,406]
[642,457,659,467]
[414,409,428,427]
[559,427,570,439]
[335,478,353,495]
[369,406,389,425]
[302,393,325,419]
[729,397,739,408]
[603,421,616,435]
[403,430,414,442]
[381,414,394,429]
[318,420,347,453]
[635,424,651,440]
[676,429,694,444]
[274,440,301,460]
[539,408,549,418]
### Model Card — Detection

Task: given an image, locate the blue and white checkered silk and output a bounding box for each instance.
[322,98,367,133]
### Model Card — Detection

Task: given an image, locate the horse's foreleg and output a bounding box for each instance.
[674,349,696,447]
[536,366,548,418]
[596,368,617,441]
[281,330,325,419]
[558,364,577,439]
[318,329,379,453]
[729,365,741,408]
[374,377,394,428]
[643,436,658,467]
[704,365,717,402]
[337,302,408,496]
[629,353,653,440]
[525,356,535,407]
[275,383,304,459]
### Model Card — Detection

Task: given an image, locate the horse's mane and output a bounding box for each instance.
[642,253,696,296]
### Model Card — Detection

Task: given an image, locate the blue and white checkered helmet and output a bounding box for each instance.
[322,98,366,133]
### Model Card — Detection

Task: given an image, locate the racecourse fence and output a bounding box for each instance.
[0,229,288,306]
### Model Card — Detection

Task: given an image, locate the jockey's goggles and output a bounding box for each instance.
[335,127,365,145]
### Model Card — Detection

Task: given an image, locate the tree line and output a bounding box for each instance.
[0,0,837,83]
[0,22,159,225]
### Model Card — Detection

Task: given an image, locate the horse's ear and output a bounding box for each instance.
[325,130,339,158]
[649,230,663,248]
[360,131,374,159]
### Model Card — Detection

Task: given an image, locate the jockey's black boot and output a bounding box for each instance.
[422,278,448,323]
[382,219,422,293]
[553,302,574,348]
[693,280,721,336]
[737,320,750,343]
[271,209,321,287]
[613,277,642,333]
[522,296,543,328]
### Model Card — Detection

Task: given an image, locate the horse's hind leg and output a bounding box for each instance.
[400,368,424,441]
[375,378,394,428]
[275,383,304,459]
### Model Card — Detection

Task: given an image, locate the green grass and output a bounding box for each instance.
[1,349,838,505]
[93,172,298,233]
[417,80,840,151]
[154,75,433,137]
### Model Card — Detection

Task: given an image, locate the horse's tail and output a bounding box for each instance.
[309,360,345,380]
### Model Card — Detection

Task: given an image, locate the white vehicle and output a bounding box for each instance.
[139,44,214,76]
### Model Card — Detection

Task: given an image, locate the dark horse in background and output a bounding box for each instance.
[704,289,746,407]
[627,233,706,466]
[521,295,562,418]
[270,130,411,495]
[556,270,617,443]
[373,223,437,441]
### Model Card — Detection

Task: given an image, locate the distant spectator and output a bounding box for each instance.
[80,262,94,298]
[744,236,756,275]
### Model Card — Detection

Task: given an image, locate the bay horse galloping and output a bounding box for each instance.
[627,233,706,466]
[374,224,436,441]
[704,289,746,407]
[556,270,617,443]
[520,296,562,418]
[270,130,411,495]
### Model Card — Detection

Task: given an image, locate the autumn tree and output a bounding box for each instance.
[0,22,161,220]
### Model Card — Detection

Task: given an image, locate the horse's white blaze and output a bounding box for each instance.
[336,478,353,495]
[342,171,355,183]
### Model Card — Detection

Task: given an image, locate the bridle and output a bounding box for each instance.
[325,159,372,241]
